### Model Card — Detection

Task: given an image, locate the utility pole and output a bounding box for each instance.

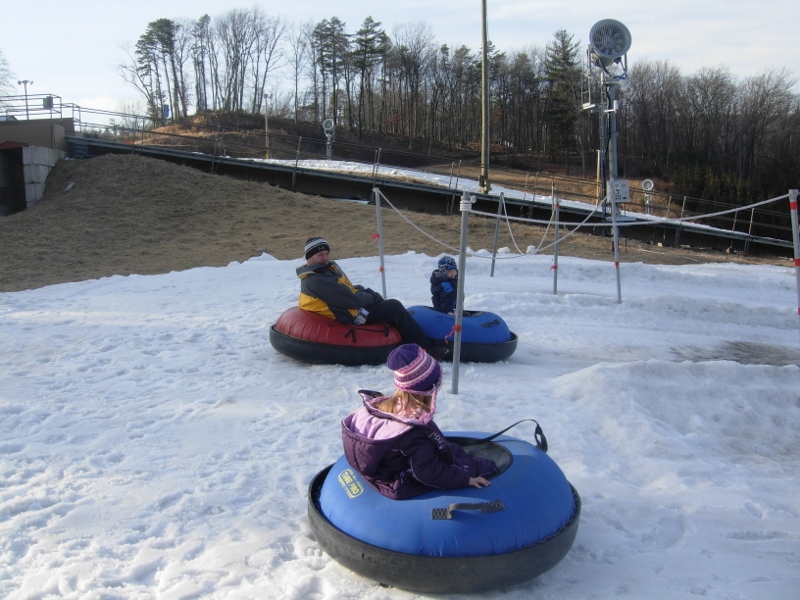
[480,0,491,194]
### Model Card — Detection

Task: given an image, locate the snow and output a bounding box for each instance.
[2,245,799,599]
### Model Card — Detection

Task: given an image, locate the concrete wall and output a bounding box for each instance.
[0,119,71,211]
[23,145,66,207]
[0,120,71,152]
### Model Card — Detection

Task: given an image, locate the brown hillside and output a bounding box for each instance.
[0,154,787,293]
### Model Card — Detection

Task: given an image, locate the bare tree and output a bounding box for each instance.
[250,11,287,113]
[213,9,259,111]
[286,22,313,122]
[390,21,435,147]
[625,59,682,174]
[172,18,196,117]
[0,48,14,97]
[190,15,213,112]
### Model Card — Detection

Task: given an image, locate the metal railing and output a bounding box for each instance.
[2,93,794,247]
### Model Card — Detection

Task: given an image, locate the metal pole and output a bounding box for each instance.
[373,148,382,181]
[450,191,474,394]
[374,187,387,300]
[597,92,608,220]
[17,80,33,119]
[291,136,302,191]
[451,160,462,214]
[608,84,619,179]
[263,93,270,159]
[788,189,800,346]
[490,193,504,277]
[611,193,623,304]
[480,0,491,194]
[553,183,560,295]
[522,173,530,203]
[605,80,623,303]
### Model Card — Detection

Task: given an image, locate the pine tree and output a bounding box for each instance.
[544,30,581,168]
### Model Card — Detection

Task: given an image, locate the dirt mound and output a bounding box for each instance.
[0,154,785,293]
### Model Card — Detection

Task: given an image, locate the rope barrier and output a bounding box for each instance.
[375,185,793,268]
[375,188,604,261]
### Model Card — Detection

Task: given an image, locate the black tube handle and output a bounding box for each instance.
[431,500,505,520]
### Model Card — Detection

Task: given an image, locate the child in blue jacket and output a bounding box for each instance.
[430,256,458,314]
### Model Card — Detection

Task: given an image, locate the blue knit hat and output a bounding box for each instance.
[387,344,442,395]
[438,256,457,275]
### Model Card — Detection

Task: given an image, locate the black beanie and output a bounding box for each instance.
[304,237,330,260]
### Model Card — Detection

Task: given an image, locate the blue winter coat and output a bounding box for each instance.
[430,270,457,313]
[341,390,498,500]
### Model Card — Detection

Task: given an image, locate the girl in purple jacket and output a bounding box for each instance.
[341,344,497,500]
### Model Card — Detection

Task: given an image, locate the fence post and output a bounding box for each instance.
[450,191,475,394]
[372,148,382,181]
[553,182,560,296]
[745,207,756,254]
[522,173,530,203]
[291,136,302,191]
[490,193,504,277]
[373,187,388,300]
[611,191,623,304]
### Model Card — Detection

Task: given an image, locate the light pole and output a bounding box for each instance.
[18,80,33,119]
[263,93,271,159]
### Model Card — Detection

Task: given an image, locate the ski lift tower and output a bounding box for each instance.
[582,19,632,221]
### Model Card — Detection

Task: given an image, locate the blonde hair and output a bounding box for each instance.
[375,389,432,415]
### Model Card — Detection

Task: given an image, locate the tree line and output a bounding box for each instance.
[113,9,799,205]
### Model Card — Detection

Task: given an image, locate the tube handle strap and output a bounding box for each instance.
[431,500,505,520]
[454,419,548,453]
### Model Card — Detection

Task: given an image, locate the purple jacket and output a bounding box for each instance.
[341,390,498,500]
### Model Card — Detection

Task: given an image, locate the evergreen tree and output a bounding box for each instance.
[352,17,390,136]
[312,18,350,123]
[544,30,581,168]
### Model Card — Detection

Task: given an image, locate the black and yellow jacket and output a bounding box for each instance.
[296,261,378,322]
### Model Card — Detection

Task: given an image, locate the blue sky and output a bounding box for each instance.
[1,0,797,112]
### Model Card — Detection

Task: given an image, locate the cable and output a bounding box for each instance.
[374,186,791,262]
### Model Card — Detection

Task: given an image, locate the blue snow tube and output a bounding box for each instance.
[307,432,580,593]
[407,306,518,362]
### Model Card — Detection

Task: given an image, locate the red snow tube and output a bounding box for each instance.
[270,307,403,365]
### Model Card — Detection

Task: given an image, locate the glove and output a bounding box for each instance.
[365,288,383,303]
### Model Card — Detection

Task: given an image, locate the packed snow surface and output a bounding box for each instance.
[2,249,799,599]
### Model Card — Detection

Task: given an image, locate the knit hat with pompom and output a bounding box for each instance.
[386,344,442,395]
